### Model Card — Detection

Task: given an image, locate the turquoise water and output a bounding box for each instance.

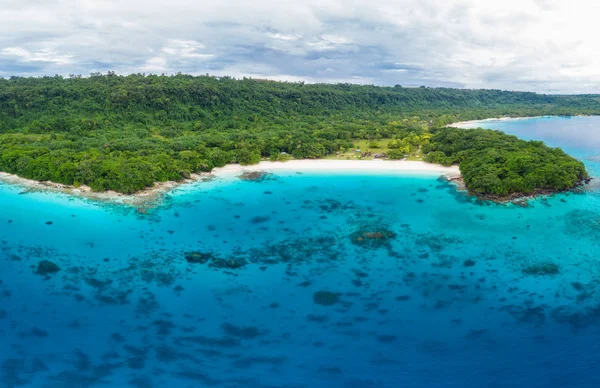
[2,116,600,387]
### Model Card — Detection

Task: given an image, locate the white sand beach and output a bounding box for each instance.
[0,160,460,206]
[212,159,459,176]
[448,115,564,128]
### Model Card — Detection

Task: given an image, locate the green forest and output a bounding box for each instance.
[0,73,596,195]
[425,128,588,196]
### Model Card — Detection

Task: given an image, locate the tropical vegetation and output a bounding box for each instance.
[426,127,588,196]
[0,73,595,194]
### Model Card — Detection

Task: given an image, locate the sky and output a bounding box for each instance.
[1,0,599,93]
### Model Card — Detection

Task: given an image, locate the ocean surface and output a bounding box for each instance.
[2,116,600,388]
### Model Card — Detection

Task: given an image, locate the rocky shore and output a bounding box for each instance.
[445,174,593,206]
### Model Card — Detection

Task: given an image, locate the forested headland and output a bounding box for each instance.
[0,73,595,195]
[426,128,588,197]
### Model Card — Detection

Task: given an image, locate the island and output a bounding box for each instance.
[0,73,594,199]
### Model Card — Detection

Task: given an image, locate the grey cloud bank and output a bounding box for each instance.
[1,0,599,93]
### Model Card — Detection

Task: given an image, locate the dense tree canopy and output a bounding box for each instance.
[425,127,588,196]
[0,73,595,194]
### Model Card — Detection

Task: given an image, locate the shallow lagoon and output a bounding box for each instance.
[2,116,600,387]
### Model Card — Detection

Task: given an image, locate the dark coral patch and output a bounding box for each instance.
[523,262,560,276]
[239,171,272,182]
[350,228,397,249]
[250,216,271,224]
[222,323,262,339]
[313,291,339,306]
[35,260,61,275]
[210,256,247,269]
[185,251,247,269]
[377,335,398,343]
[184,251,214,264]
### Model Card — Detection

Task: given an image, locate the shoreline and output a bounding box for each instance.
[449,114,588,128]
[0,171,210,207]
[0,160,460,207]
[211,159,460,176]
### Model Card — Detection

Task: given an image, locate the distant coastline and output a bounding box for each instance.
[0,160,460,207]
[449,115,587,128]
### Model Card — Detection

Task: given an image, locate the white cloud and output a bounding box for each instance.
[160,40,213,59]
[141,56,168,72]
[1,0,600,92]
[266,33,301,41]
[306,34,354,51]
[1,47,72,65]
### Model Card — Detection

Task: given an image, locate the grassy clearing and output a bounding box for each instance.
[324,139,423,160]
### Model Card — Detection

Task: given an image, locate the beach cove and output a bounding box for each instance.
[0,160,460,207]
[1,116,600,387]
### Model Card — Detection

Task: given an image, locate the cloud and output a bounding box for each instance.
[141,56,168,73]
[1,47,72,65]
[0,0,599,92]
[160,40,213,60]
[266,33,301,41]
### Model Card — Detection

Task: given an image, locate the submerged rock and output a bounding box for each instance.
[35,260,61,275]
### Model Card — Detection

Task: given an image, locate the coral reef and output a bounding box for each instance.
[35,260,61,275]
[350,228,397,249]
[313,291,340,306]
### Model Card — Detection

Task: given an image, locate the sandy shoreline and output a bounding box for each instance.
[0,160,460,207]
[448,115,582,128]
[212,160,460,176]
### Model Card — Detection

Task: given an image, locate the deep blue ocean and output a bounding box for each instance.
[2,116,600,387]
